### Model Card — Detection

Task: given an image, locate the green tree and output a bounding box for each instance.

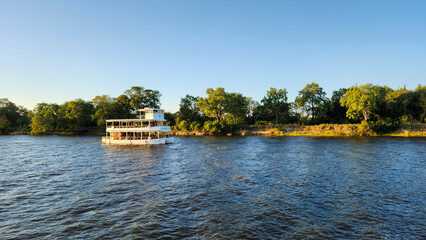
[197,88,250,133]
[223,92,250,128]
[295,83,326,120]
[0,98,30,133]
[57,99,95,132]
[0,116,10,134]
[0,98,20,125]
[29,103,60,135]
[340,84,392,122]
[197,88,228,122]
[414,85,426,122]
[325,88,350,123]
[261,87,290,123]
[124,86,161,113]
[177,94,202,123]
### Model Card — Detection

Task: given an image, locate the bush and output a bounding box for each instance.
[0,117,10,135]
[204,120,221,134]
[254,121,271,126]
[369,118,401,134]
[190,121,201,131]
[176,119,189,131]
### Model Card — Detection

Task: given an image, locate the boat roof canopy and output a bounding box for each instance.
[137,108,165,112]
[106,119,153,122]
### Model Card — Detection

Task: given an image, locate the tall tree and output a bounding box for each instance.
[197,88,228,122]
[57,99,95,132]
[261,87,290,123]
[177,94,202,122]
[329,88,350,123]
[124,86,161,112]
[295,83,326,119]
[0,98,21,126]
[224,92,250,127]
[29,103,60,135]
[340,84,392,122]
[92,95,116,127]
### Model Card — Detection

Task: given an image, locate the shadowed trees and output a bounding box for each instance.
[4,83,425,135]
[261,88,290,124]
[295,82,327,121]
[0,98,30,134]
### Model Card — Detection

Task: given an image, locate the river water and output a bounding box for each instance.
[0,135,425,239]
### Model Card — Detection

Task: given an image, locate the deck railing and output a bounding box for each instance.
[106,126,171,131]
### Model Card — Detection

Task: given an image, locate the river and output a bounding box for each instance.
[0,135,425,239]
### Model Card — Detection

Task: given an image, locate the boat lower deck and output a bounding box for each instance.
[102,137,173,145]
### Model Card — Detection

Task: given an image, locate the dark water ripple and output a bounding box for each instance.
[0,135,425,239]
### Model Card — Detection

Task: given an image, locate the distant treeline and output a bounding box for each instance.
[0,83,425,135]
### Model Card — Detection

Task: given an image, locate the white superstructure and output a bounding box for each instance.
[102,108,172,145]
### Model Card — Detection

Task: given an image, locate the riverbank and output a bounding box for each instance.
[171,123,426,137]
[5,123,425,137]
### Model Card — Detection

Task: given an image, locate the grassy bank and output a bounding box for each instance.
[171,123,426,137]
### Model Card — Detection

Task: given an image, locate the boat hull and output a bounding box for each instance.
[102,137,173,145]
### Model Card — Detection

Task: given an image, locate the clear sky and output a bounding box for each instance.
[1,0,425,112]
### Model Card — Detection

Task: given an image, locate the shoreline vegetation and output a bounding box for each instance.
[1,83,425,137]
[171,123,426,137]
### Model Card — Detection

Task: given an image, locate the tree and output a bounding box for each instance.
[261,87,290,123]
[0,116,10,135]
[124,86,161,113]
[177,94,202,123]
[57,99,95,132]
[414,85,426,122]
[0,98,29,133]
[295,83,326,120]
[197,88,250,133]
[340,84,392,122]
[197,88,228,122]
[224,92,250,128]
[29,103,60,135]
[327,88,350,123]
[0,98,20,125]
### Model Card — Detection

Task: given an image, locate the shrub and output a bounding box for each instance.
[369,118,400,134]
[176,119,189,131]
[190,121,201,131]
[254,121,271,126]
[204,120,221,134]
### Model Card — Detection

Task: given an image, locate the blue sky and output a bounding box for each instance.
[1,0,425,112]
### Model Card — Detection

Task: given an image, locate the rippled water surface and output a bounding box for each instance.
[1,135,425,239]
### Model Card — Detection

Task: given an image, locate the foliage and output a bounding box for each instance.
[0,98,30,134]
[197,88,250,132]
[164,112,176,126]
[177,95,203,123]
[203,120,222,134]
[295,82,326,119]
[197,88,228,122]
[57,99,95,132]
[4,84,426,136]
[189,121,201,131]
[224,92,250,129]
[124,86,161,113]
[91,95,118,127]
[0,116,10,134]
[340,84,388,122]
[329,88,350,123]
[368,118,401,134]
[260,88,290,123]
[254,120,271,126]
[29,103,60,135]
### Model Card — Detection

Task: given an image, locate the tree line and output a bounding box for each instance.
[0,83,425,135]
[171,83,425,134]
[0,86,160,135]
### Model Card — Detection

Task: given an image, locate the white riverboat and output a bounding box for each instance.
[102,108,172,145]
